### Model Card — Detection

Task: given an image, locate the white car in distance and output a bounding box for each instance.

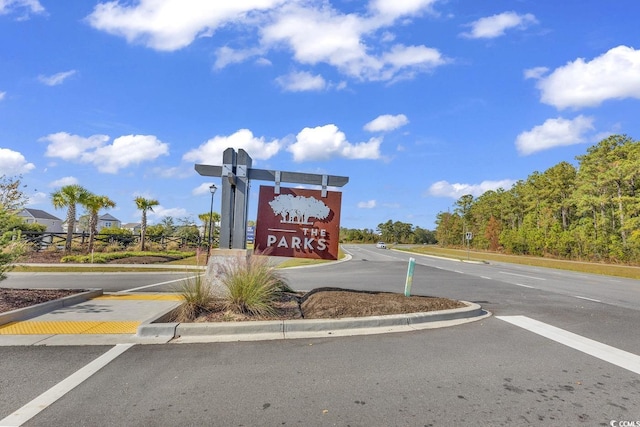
[376,242,387,249]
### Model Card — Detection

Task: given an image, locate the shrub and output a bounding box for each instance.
[101,242,123,253]
[173,274,212,322]
[220,255,289,316]
[0,239,29,281]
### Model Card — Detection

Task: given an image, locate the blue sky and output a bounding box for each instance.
[1,0,639,230]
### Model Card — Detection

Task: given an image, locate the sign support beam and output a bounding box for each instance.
[195,151,348,250]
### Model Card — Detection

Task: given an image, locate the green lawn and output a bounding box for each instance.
[396,245,640,280]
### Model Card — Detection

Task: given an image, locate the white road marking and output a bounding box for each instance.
[499,271,546,281]
[497,316,640,375]
[481,276,491,280]
[120,275,200,292]
[574,295,602,303]
[0,344,134,427]
[513,283,535,289]
[454,270,464,274]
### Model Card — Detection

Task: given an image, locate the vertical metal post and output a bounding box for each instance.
[232,149,252,249]
[206,184,216,263]
[219,148,236,249]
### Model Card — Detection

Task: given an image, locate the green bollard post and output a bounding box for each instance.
[404,257,416,297]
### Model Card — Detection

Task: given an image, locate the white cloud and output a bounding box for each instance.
[534,45,640,109]
[26,191,48,206]
[192,182,218,196]
[0,91,5,101]
[49,176,79,188]
[41,132,169,173]
[369,0,438,21]
[183,129,281,164]
[515,115,595,155]
[288,124,382,162]
[358,200,377,209]
[0,0,44,18]
[461,11,537,39]
[382,44,445,72]
[262,4,447,81]
[86,135,169,173]
[255,57,272,66]
[428,179,516,199]
[0,147,35,175]
[275,70,326,92]
[214,46,264,69]
[147,205,189,222]
[42,132,109,160]
[87,0,284,51]
[523,66,548,80]
[364,114,409,132]
[88,0,447,83]
[38,70,77,86]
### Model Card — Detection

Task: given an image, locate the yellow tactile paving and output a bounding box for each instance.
[0,321,140,335]
[94,294,183,301]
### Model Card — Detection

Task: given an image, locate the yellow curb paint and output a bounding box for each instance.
[0,321,140,335]
[94,294,183,301]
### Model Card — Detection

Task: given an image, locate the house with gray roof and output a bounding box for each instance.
[97,213,121,231]
[17,208,64,232]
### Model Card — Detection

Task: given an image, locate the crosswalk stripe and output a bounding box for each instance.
[497,315,640,375]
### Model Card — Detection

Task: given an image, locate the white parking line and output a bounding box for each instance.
[574,295,602,303]
[0,344,134,426]
[120,275,200,292]
[497,316,640,375]
[513,283,535,289]
[499,271,546,281]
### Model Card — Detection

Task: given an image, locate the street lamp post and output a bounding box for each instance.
[206,184,217,264]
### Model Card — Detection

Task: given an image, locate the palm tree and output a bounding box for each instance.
[51,184,90,252]
[135,196,159,251]
[198,211,221,247]
[84,194,116,253]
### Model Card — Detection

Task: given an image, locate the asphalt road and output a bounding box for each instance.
[2,245,639,426]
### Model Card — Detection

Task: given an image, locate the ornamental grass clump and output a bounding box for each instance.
[221,255,289,317]
[173,274,214,322]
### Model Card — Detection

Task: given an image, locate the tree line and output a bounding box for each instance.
[341,220,437,244]
[435,135,640,263]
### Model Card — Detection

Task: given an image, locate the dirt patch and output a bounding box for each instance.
[300,288,465,319]
[0,288,82,313]
[18,251,64,264]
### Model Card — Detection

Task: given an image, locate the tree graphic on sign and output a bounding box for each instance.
[269,194,330,225]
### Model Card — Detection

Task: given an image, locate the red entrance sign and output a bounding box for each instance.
[254,186,342,260]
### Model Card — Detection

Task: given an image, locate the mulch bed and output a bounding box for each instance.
[0,288,82,313]
[176,288,465,322]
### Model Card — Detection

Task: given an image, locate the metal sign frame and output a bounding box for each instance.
[195,148,349,249]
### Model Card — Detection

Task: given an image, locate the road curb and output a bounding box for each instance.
[137,301,488,340]
[0,288,103,326]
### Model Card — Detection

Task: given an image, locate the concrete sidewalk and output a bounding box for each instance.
[0,292,182,346]
[0,291,490,346]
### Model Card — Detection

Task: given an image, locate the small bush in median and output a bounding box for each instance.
[173,274,213,322]
[221,255,290,317]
